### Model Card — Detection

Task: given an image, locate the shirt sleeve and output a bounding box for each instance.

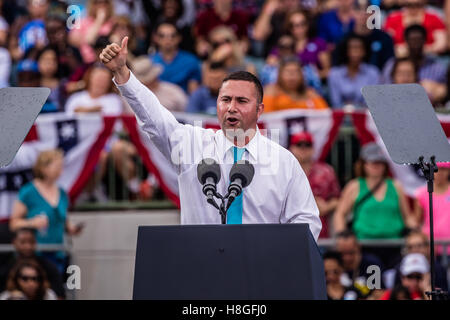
[327,69,343,108]
[113,71,194,172]
[280,159,322,241]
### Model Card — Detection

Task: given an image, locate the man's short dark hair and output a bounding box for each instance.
[221,71,264,104]
[404,24,427,40]
[335,229,357,240]
[12,228,36,240]
[323,250,344,267]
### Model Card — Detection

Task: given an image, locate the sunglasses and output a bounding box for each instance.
[406,273,423,280]
[18,275,41,282]
[212,38,232,49]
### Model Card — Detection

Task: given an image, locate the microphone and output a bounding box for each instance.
[197,158,221,203]
[227,160,254,209]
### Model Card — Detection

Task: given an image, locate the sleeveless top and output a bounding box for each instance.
[353,178,405,239]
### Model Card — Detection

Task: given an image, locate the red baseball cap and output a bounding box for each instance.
[290,131,314,146]
[437,162,450,169]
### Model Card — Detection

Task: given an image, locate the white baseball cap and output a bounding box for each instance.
[400,253,429,276]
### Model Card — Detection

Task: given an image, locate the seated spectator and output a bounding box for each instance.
[0,228,65,299]
[65,63,123,115]
[323,250,364,300]
[194,0,250,59]
[9,150,82,273]
[383,0,446,56]
[263,56,329,112]
[151,0,195,53]
[45,14,83,81]
[414,162,450,257]
[381,25,447,104]
[384,230,448,291]
[328,34,380,109]
[8,0,50,62]
[150,22,201,93]
[380,253,430,300]
[391,57,417,84]
[36,46,65,113]
[0,259,58,300]
[207,26,256,75]
[335,230,384,298]
[131,56,187,112]
[68,0,115,64]
[333,0,395,70]
[16,59,40,88]
[186,61,228,115]
[282,9,330,79]
[333,143,417,241]
[317,0,355,48]
[289,131,340,238]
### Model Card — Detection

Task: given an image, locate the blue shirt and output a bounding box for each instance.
[328,63,380,108]
[150,50,202,92]
[186,86,218,115]
[18,182,68,246]
[318,10,354,44]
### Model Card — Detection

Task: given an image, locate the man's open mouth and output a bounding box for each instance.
[226,117,239,126]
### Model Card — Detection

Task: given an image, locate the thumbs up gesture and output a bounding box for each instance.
[99,36,129,73]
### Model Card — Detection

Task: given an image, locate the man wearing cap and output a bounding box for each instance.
[289,131,340,238]
[99,36,322,241]
[380,253,430,300]
[129,56,188,113]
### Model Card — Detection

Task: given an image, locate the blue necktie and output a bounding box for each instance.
[227,146,245,224]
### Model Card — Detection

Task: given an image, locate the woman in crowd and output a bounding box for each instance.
[328,34,379,109]
[69,0,115,64]
[0,259,57,300]
[414,162,450,257]
[390,57,418,84]
[263,56,329,112]
[282,9,330,79]
[323,251,364,300]
[36,46,65,113]
[383,0,446,56]
[64,63,123,115]
[333,143,417,239]
[9,150,82,273]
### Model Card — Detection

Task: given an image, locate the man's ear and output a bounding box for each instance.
[257,103,264,116]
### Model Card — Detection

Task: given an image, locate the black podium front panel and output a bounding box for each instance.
[133,223,326,300]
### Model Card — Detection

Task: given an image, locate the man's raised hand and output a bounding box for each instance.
[100,36,130,83]
[100,36,128,73]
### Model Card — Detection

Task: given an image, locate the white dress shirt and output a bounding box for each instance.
[114,72,322,241]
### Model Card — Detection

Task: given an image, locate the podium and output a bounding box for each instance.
[133,223,326,300]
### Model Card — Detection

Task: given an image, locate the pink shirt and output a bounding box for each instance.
[416,185,450,255]
[69,17,113,64]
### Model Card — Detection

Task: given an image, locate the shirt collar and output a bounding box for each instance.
[215,126,261,162]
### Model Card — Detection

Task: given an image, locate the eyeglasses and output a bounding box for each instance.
[404,2,424,8]
[211,38,232,49]
[18,275,41,283]
[406,273,423,280]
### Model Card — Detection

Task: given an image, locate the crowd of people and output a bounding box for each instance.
[0,0,449,299]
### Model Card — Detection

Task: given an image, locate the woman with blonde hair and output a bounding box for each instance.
[9,150,82,273]
[0,259,57,300]
[69,0,116,63]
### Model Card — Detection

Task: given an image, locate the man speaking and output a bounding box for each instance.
[100,37,321,241]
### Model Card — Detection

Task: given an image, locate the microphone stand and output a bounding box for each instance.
[418,155,449,300]
[205,190,236,225]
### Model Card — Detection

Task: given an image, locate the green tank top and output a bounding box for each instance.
[353,178,405,239]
